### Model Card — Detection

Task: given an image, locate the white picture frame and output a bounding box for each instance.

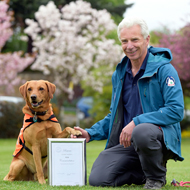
[48,138,86,186]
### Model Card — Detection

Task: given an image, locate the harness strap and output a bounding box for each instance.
[19,138,47,158]
[13,113,58,158]
[19,137,33,155]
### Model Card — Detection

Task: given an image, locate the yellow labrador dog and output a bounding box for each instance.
[4,80,82,184]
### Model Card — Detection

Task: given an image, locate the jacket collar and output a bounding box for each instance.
[143,46,172,77]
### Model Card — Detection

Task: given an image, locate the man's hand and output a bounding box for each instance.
[70,126,91,143]
[120,120,135,148]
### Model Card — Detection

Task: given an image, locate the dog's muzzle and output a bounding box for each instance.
[31,95,43,107]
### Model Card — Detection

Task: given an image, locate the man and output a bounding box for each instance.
[72,17,184,189]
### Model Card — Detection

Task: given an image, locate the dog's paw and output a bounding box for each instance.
[65,127,82,136]
[73,130,82,136]
[39,179,46,184]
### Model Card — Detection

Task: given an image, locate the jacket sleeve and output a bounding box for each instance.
[133,63,184,126]
[85,113,111,141]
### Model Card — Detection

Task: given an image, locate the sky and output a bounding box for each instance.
[124,0,190,31]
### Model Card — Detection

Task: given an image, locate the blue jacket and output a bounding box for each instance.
[86,46,184,161]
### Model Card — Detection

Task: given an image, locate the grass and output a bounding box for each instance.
[0,138,190,189]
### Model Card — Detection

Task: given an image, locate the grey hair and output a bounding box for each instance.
[117,17,149,41]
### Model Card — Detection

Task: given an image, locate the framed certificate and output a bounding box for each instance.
[48,138,86,186]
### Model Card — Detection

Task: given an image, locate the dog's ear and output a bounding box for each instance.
[45,81,56,99]
[19,82,28,100]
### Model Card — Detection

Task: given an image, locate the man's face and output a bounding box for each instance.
[120,25,150,63]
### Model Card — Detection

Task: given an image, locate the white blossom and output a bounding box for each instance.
[24,0,123,98]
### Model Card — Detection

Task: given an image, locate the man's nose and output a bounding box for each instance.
[126,41,133,49]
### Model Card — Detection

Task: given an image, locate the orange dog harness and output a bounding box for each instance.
[13,112,58,157]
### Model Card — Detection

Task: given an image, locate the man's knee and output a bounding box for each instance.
[89,170,113,187]
[89,172,99,186]
[132,123,162,152]
[89,172,102,186]
[132,124,150,148]
[89,151,114,186]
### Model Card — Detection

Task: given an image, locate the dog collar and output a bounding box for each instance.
[29,107,48,122]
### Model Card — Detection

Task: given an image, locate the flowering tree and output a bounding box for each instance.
[0,51,35,94]
[24,0,122,101]
[157,23,190,96]
[0,0,13,51]
[0,0,34,95]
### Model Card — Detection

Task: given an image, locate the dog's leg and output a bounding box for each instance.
[32,145,46,184]
[4,157,25,181]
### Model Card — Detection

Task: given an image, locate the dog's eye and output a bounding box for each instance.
[28,88,32,91]
[39,87,44,91]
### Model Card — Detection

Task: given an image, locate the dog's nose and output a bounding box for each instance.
[31,94,37,101]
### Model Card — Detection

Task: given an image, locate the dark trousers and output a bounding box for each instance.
[89,123,174,187]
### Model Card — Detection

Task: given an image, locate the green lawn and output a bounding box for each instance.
[0,138,190,190]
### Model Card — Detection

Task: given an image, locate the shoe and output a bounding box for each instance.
[144,178,165,189]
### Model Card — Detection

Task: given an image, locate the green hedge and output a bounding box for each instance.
[0,101,25,138]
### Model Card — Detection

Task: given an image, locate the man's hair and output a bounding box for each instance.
[117,17,149,41]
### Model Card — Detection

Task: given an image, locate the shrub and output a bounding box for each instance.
[0,101,25,138]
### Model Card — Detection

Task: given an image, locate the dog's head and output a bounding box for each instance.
[19,80,56,109]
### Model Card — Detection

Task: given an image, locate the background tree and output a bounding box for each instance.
[149,26,171,46]
[155,21,190,131]
[0,0,34,95]
[24,0,123,110]
[156,23,190,96]
[9,0,133,28]
[85,0,133,24]
[6,0,132,54]
[0,0,13,51]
